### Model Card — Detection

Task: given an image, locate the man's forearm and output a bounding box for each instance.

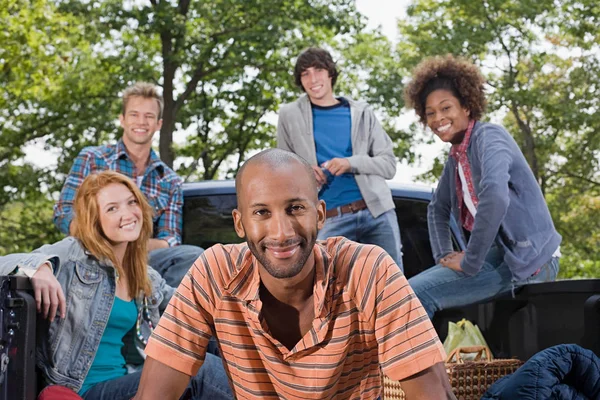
[133,356,191,400]
[398,362,456,400]
[148,238,169,252]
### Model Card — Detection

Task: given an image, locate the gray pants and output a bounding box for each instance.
[149,245,204,287]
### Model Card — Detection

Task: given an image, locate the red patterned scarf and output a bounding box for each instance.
[449,120,478,231]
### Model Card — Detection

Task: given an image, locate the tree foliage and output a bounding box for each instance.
[56,0,365,174]
[1,0,405,254]
[336,32,415,162]
[5,0,596,276]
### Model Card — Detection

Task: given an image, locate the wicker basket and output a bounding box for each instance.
[382,346,523,400]
[382,376,406,400]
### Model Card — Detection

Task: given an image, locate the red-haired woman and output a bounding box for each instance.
[0,171,231,400]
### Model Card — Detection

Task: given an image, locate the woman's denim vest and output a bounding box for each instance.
[0,237,174,392]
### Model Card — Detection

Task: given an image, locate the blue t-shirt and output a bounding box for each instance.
[79,297,137,395]
[312,98,363,210]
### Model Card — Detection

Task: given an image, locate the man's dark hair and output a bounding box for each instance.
[294,47,339,91]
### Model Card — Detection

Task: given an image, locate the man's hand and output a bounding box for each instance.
[31,262,66,322]
[312,165,327,186]
[440,252,464,272]
[322,158,351,176]
[148,238,169,252]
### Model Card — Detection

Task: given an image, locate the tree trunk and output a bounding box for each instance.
[155,0,192,169]
[511,104,540,184]
[159,32,176,168]
[159,98,175,168]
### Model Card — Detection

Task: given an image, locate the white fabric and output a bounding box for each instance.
[457,163,477,218]
[136,176,143,187]
[553,246,562,258]
[17,261,52,278]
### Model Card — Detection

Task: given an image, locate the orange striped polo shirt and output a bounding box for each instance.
[145,237,445,399]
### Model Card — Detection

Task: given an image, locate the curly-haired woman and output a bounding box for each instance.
[404,55,561,319]
[0,171,231,400]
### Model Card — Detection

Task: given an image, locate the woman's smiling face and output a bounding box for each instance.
[425,89,471,144]
[97,183,143,246]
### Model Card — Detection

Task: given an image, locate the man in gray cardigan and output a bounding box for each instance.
[276,47,402,269]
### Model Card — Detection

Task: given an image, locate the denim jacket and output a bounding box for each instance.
[428,121,562,280]
[0,237,174,392]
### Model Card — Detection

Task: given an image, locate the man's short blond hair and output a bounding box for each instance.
[122,82,164,119]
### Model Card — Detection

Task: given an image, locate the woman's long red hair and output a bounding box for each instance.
[72,171,153,297]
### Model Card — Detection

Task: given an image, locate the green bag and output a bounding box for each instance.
[443,319,491,360]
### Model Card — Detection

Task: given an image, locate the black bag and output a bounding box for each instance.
[0,275,37,400]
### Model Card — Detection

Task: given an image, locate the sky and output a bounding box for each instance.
[24,0,445,185]
[355,0,445,185]
[355,0,410,41]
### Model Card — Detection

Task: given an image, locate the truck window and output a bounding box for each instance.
[183,193,454,280]
[183,194,243,250]
[394,197,436,279]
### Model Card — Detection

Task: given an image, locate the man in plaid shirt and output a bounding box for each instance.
[53,82,202,286]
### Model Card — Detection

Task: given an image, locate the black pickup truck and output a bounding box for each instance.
[2,179,599,400]
[181,180,600,362]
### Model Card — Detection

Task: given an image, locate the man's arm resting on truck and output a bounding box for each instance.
[133,356,191,400]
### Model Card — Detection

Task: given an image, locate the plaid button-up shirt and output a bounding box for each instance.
[53,140,183,247]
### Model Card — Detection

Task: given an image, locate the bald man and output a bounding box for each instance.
[134,149,455,400]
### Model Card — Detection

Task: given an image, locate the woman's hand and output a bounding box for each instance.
[31,262,66,322]
[440,251,464,272]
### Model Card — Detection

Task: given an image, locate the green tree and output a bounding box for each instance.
[56,0,365,172]
[1,0,406,254]
[336,31,415,162]
[0,0,103,252]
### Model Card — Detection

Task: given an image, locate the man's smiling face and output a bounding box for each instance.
[300,67,334,105]
[120,95,163,148]
[233,160,325,279]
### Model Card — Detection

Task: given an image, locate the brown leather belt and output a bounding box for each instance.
[326,199,368,219]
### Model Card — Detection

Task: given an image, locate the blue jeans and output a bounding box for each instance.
[317,208,403,271]
[149,245,204,287]
[81,353,232,400]
[408,246,560,318]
